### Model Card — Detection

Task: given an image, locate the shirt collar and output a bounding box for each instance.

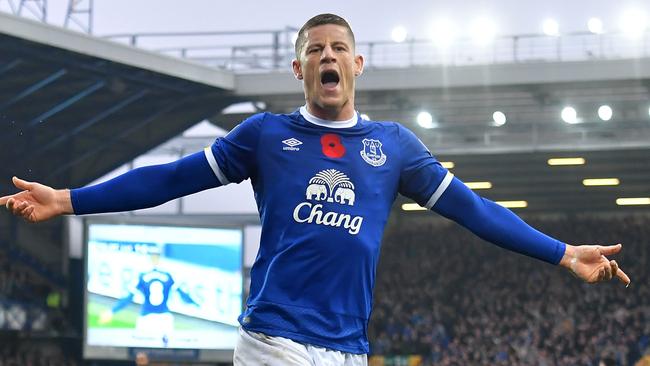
[299,105,358,129]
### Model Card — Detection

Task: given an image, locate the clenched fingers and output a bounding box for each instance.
[22,206,35,222]
[17,203,33,219]
[607,259,631,287]
[611,260,618,277]
[6,198,28,217]
[6,198,21,212]
[602,256,612,281]
[13,200,28,215]
[608,259,631,287]
[616,266,631,287]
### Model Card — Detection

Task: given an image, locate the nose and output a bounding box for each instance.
[320,45,336,63]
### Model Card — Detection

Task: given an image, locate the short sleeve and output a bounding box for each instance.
[398,124,453,208]
[204,113,264,185]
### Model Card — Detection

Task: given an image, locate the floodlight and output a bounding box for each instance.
[547,157,586,166]
[616,197,650,206]
[430,19,457,48]
[496,201,528,208]
[492,111,506,126]
[402,203,427,211]
[588,17,604,34]
[416,111,436,129]
[620,10,647,38]
[465,182,493,190]
[561,106,578,124]
[542,19,560,36]
[583,178,620,186]
[598,105,612,121]
[391,26,408,43]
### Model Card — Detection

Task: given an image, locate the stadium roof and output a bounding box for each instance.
[0,12,239,194]
[421,148,650,213]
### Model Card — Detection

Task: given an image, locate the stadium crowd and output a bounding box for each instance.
[369,213,650,366]
[0,338,78,366]
[0,246,78,365]
[0,248,52,306]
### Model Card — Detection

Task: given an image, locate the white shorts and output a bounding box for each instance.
[233,327,368,366]
[136,312,174,336]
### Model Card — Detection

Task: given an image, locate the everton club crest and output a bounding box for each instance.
[360,138,387,167]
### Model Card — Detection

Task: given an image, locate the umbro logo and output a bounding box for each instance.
[282,138,302,151]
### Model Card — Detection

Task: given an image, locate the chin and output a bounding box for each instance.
[316,96,346,109]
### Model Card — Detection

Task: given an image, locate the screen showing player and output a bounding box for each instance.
[85,223,242,351]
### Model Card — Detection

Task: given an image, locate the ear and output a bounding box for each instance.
[292,59,303,80]
[354,54,365,77]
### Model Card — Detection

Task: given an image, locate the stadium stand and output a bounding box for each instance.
[0,337,79,366]
[369,214,650,366]
[2,214,647,365]
[0,243,79,365]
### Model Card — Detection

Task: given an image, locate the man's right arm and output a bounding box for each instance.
[1,150,220,222]
[2,113,264,222]
[71,150,219,215]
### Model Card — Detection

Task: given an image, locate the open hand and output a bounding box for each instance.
[0,176,71,222]
[562,244,631,286]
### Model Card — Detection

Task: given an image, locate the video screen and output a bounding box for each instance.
[85,224,242,351]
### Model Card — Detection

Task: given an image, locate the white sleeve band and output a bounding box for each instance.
[425,171,454,209]
[203,147,230,185]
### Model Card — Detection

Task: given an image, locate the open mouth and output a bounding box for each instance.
[320,70,340,88]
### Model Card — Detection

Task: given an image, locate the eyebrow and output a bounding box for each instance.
[307,41,350,49]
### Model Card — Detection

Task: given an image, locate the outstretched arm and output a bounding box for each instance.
[176,287,199,306]
[432,177,630,286]
[98,292,135,324]
[1,150,220,222]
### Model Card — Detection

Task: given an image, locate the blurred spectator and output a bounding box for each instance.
[135,352,149,366]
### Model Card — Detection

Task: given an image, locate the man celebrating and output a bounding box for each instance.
[1,13,630,366]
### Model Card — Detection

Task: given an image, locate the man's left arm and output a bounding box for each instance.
[432,177,631,286]
[176,286,200,306]
[395,124,630,286]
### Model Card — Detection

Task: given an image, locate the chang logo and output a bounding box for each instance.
[293,169,363,235]
[306,169,355,205]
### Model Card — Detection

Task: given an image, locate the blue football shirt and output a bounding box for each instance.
[137,269,175,315]
[205,107,451,354]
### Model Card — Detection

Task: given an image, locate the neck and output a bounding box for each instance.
[306,101,356,121]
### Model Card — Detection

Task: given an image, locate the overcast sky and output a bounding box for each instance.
[2,0,649,41]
